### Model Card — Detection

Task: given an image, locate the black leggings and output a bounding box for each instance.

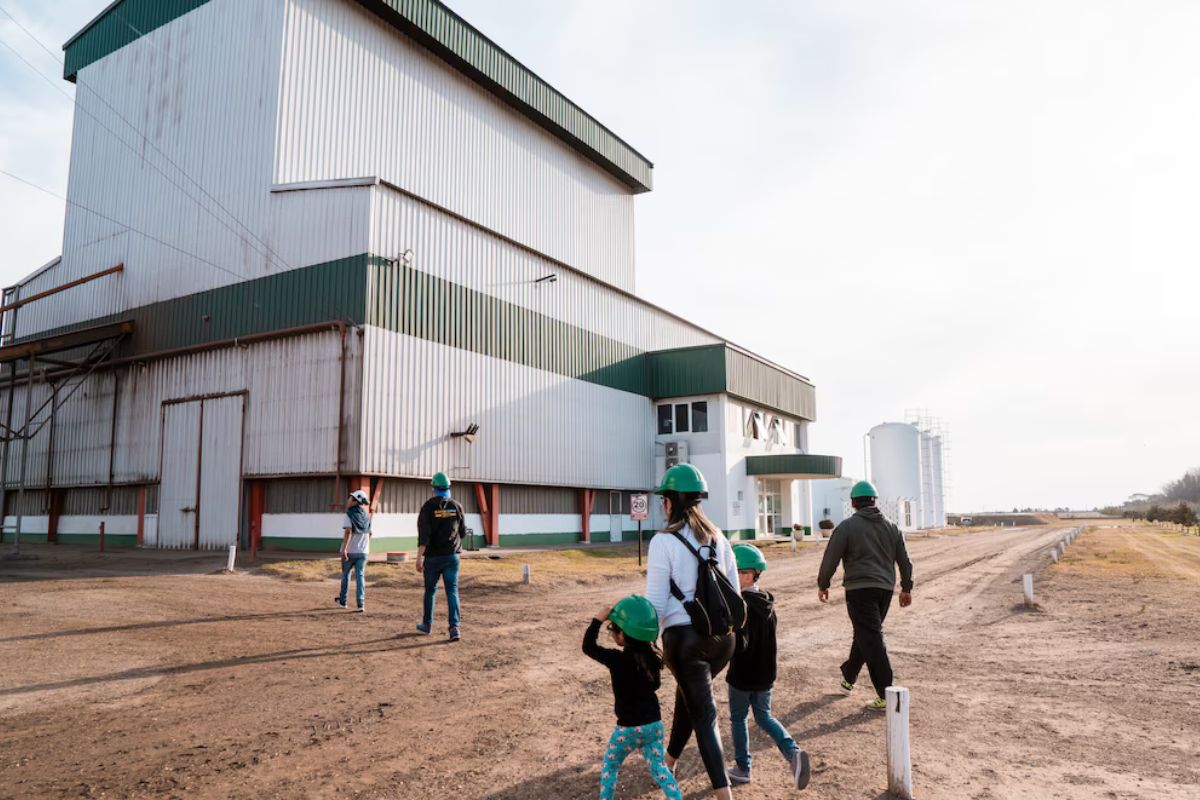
[662,625,736,789]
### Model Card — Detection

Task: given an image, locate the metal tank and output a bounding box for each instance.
[868,422,922,529]
[930,436,946,527]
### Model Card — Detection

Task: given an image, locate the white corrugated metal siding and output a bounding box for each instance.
[197,394,244,548]
[17,0,295,339]
[359,327,652,489]
[0,330,357,488]
[277,0,636,291]
[158,401,201,549]
[369,184,718,353]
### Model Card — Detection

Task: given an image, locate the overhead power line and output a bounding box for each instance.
[0,5,293,274]
[0,167,247,282]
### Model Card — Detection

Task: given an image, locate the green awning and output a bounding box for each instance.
[745,454,842,480]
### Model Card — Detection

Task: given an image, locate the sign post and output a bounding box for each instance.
[631,494,649,566]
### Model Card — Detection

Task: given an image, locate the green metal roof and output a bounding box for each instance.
[648,345,817,421]
[745,454,843,479]
[62,0,653,193]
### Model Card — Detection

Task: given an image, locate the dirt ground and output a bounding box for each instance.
[1,524,1198,799]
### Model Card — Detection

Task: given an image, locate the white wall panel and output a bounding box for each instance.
[0,330,358,487]
[360,326,652,489]
[16,0,292,339]
[370,184,717,353]
[277,0,636,290]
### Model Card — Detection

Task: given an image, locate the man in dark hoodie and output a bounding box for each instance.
[726,544,810,789]
[416,472,466,641]
[817,480,914,711]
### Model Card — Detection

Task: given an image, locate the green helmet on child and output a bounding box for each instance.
[732,543,768,573]
[431,472,451,490]
[608,595,659,642]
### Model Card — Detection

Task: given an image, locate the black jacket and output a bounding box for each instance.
[818,506,914,593]
[417,496,465,557]
[727,587,777,692]
[582,619,662,727]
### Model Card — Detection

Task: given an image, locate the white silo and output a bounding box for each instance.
[930,435,946,527]
[918,430,931,528]
[868,422,923,530]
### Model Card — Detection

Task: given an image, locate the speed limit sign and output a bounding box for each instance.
[630,494,650,521]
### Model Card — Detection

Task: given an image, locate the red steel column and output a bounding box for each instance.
[136,485,147,547]
[488,484,500,547]
[248,480,264,560]
[580,489,594,544]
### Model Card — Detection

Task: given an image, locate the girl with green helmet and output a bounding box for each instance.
[583,595,682,800]
[644,463,740,800]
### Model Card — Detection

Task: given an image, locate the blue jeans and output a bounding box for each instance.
[338,553,367,608]
[728,686,797,771]
[422,554,460,629]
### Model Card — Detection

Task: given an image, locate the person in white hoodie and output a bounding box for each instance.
[645,464,739,800]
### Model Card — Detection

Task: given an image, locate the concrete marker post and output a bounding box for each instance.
[226,544,236,573]
[1023,573,1034,607]
[886,686,914,800]
[522,564,531,585]
[1051,548,1059,563]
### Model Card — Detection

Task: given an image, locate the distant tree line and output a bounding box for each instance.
[1102,466,1200,526]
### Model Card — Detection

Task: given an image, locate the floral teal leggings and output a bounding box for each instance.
[600,720,682,800]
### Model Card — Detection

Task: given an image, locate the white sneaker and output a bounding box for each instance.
[791,750,811,789]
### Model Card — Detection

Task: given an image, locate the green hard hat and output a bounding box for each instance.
[850,480,878,499]
[655,464,708,496]
[431,472,451,489]
[732,543,768,572]
[609,594,659,642]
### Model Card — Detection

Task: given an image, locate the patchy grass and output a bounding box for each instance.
[1056,524,1200,579]
[251,538,824,591]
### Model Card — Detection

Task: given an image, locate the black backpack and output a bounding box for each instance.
[667,531,747,637]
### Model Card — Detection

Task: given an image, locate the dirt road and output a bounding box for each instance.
[1,525,1197,799]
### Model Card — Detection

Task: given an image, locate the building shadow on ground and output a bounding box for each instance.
[0,634,447,698]
[0,607,351,644]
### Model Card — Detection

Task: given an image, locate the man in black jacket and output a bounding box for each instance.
[726,544,810,789]
[415,472,466,641]
[817,480,914,711]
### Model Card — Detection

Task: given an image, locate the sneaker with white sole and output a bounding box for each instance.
[448,626,461,642]
[416,622,431,635]
[791,749,811,789]
[839,678,854,694]
[726,765,751,784]
[334,597,347,608]
[865,697,887,712]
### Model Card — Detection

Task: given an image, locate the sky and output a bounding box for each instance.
[1,0,1198,512]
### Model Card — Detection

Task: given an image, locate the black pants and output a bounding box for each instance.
[662,625,736,790]
[841,588,894,699]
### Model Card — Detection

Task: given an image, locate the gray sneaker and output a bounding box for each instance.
[791,750,811,789]
[727,765,751,785]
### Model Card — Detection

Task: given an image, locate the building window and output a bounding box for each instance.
[675,403,690,433]
[768,417,789,447]
[795,422,804,451]
[691,401,708,433]
[657,404,673,435]
[745,410,764,439]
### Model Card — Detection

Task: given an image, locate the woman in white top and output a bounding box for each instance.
[645,464,739,800]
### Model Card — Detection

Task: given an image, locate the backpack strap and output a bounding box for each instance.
[667,530,717,603]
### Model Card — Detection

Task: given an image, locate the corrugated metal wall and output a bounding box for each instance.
[359,327,652,489]
[725,347,817,422]
[277,0,637,291]
[0,330,359,489]
[369,185,718,355]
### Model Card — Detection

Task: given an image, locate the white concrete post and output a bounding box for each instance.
[886,686,914,800]
[522,564,531,584]
[226,544,236,573]
[1023,573,1034,607]
[1051,549,1059,563]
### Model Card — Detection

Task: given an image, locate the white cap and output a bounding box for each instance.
[349,489,370,505]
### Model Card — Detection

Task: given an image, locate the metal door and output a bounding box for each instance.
[197,395,244,549]
[158,402,201,549]
[157,395,245,550]
[609,491,622,543]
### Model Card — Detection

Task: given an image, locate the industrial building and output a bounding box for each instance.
[0,0,840,553]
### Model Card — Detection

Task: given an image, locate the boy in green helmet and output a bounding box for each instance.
[726,543,811,789]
